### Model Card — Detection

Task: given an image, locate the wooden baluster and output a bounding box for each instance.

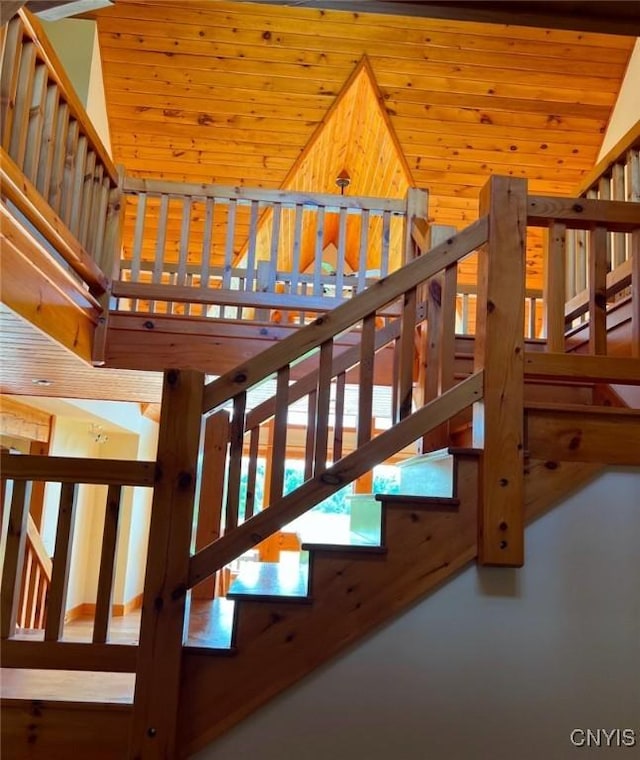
[269,366,289,505]
[461,293,470,334]
[313,206,325,298]
[28,563,41,629]
[68,134,88,237]
[221,199,237,318]
[35,82,58,198]
[60,119,80,227]
[19,549,33,627]
[45,481,78,641]
[358,314,376,446]
[380,210,391,277]
[78,150,97,248]
[9,40,36,167]
[131,369,204,757]
[545,221,567,352]
[305,390,317,480]
[291,203,303,297]
[628,148,640,203]
[1,18,23,150]
[244,200,259,292]
[1,479,32,638]
[193,409,229,600]
[528,297,537,340]
[36,571,47,628]
[632,229,639,358]
[398,287,417,422]
[357,209,370,293]
[403,187,429,264]
[226,392,247,532]
[245,426,260,522]
[22,62,47,184]
[177,196,191,289]
[86,164,111,264]
[473,176,526,567]
[333,371,346,462]
[589,226,608,355]
[48,102,68,214]
[151,194,169,314]
[93,484,122,644]
[130,192,147,307]
[314,341,333,476]
[200,198,214,291]
[336,207,347,299]
[441,263,457,392]
[611,162,627,265]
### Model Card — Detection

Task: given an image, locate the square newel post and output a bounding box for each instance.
[473,176,527,567]
[130,369,204,758]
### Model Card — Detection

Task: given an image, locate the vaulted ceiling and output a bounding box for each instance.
[93,0,635,289]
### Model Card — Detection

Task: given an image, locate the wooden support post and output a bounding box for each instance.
[473,176,526,567]
[403,187,429,264]
[193,410,229,600]
[421,224,457,452]
[130,369,204,758]
[544,222,567,352]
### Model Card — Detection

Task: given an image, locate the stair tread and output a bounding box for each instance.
[227,562,310,601]
[186,597,235,651]
[301,529,384,553]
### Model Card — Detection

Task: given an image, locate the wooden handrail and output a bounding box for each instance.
[527,196,640,232]
[19,10,118,186]
[189,371,483,587]
[123,176,406,214]
[576,121,640,198]
[202,217,488,412]
[0,453,156,486]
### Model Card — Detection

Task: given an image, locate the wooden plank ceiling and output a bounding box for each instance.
[94,0,634,290]
[0,304,162,402]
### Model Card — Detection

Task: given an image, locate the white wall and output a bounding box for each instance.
[194,469,640,760]
[598,38,640,159]
[40,18,112,154]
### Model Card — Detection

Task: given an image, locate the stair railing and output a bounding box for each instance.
[16,513,52,630]
[555,122,640,335]
[0,452,155,671]
[533,192,640,357]
[112,178,427,322]
[0,10,122,292]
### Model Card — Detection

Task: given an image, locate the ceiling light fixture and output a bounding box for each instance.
[335,170,351,195]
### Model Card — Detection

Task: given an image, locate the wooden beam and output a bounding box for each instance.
[0,203,98,362]
[526,404,640,465]
[524,353,640,385]
[236,1,640,35]
[1,148,109,294]
[130,370,204,758]
[473,176,526,567]
[527,195,640,233]
[0,396,51,442]
[0,639,137,671]
[0,452,155,485]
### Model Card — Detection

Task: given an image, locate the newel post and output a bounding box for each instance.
[473,176,526,567]
[130,369,204,758]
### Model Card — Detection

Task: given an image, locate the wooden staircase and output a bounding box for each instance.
[2,172,639,757]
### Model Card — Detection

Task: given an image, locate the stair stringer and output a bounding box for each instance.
[178,454,602,756]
